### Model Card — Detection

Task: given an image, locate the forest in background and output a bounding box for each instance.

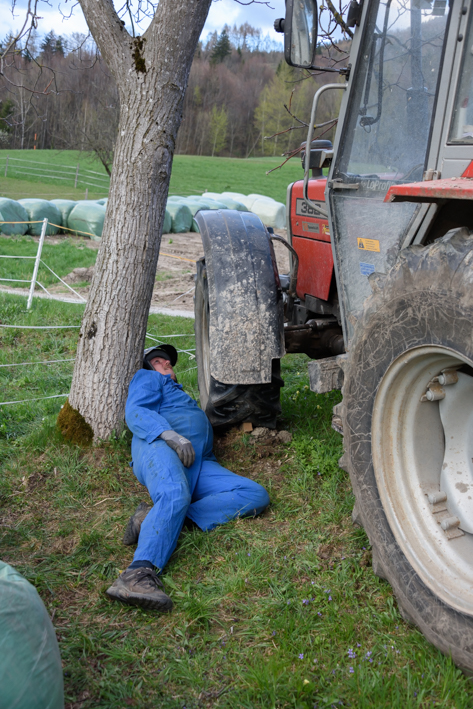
[0,25,349,169]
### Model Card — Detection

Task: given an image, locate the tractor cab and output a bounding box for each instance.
[281,0,473,342]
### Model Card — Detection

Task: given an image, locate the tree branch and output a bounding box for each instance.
[77,0,131,78]
[324,0,353,39]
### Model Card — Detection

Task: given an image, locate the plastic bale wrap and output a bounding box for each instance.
[18,199,62,236]
[221,191,256,210]
[0,561,64,709]
[163,209,172,234]
[250,198,286,229]
[50,199,77,226]
[202,193,248,211]
[248,193,276,203]
[173,200,202,233]
[199,198,229,210]
[166,202,193,233]
[96,198,108,205]
[0,198,29,236]
[67,201,106,241]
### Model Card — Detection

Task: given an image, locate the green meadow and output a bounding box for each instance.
[0,291,471,708]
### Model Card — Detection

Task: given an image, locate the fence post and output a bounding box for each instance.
[4,155,8,177]
[85,188,88,200]
[74,164,79,188]
[27,218,48,310]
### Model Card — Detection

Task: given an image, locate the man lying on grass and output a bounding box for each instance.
[106,345,270,611]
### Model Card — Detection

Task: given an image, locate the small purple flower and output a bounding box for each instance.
[299,653,304,660]
[272,631,276,636]
[317,611,322,616]
[247,553,251,556]
[357,643,361,647]
[349,667,354,674]
[328,596,332,601]
[303,599,309,605]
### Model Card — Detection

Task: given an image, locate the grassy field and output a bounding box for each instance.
[0,235,97,290]
[0,292,472,708]
[0,150,305,204]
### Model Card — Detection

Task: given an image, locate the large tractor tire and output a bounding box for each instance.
[195,258,283,431]
[338,227,473,672]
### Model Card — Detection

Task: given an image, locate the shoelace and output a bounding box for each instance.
[132,569,163,591]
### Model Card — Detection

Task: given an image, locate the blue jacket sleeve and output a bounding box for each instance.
[125,370,172,443]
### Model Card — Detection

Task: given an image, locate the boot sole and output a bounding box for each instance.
[106,585,173,612]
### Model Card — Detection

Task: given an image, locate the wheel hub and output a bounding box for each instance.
[439,373,473,535]
[372,345,473,615]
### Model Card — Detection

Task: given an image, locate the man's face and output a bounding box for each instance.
[149,356,177,381]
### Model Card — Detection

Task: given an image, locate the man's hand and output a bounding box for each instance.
[159,430,195,467]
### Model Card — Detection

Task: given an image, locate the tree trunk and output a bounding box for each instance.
[69,0,212,438]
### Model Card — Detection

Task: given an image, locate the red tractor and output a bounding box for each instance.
[195,0,473,672]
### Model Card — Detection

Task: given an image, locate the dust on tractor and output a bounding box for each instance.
[194,0,473,672]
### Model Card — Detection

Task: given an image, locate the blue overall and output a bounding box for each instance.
[125,369,270,571]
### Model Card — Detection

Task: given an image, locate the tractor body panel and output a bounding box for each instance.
[289,178,333,301]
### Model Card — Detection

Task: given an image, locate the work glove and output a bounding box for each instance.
[159,430,195,468]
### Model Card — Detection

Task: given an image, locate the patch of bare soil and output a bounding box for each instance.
[213,424,292,489]
[52,228,291,313]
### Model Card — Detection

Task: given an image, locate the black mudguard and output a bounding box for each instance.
[195,209,285,385]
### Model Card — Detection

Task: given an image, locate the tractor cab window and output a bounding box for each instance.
[328,0,450,339]
[334,0,450,190]
[449,11,473,142]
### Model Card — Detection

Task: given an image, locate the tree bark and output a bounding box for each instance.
[69,0,212,438]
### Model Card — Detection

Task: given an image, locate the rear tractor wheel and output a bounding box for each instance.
[339,227,473,671]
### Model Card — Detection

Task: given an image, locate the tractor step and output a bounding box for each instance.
[308,354,347,394]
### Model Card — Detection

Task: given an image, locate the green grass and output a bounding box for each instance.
[0,150,109,200]
[0,150,305,204]
[0,235,97,289]
[169,154,305,203]
[1,293,472,708]
[0,174,104,201]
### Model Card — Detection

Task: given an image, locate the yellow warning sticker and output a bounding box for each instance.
[322,224,330,235]
[357,237,380,252]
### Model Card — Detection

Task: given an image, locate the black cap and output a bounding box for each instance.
[143,344,178,369]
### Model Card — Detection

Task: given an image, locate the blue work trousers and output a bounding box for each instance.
[131,437,270,571]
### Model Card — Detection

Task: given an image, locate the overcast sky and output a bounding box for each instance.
[1,0,286,45]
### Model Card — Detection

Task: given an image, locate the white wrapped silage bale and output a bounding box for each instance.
[249,198,286,229]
